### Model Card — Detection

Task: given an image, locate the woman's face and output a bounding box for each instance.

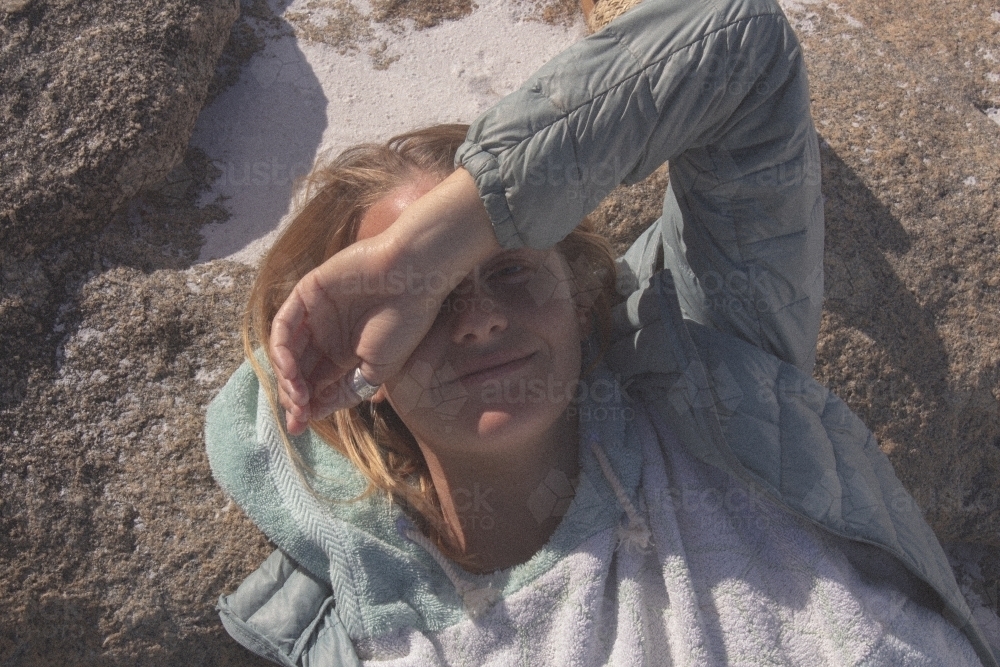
[356,175,586,458]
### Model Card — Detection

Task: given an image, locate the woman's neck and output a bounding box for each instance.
[418,413,579,573]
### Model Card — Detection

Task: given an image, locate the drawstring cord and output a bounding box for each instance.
[400,518,500,618]
[590,441,652,553]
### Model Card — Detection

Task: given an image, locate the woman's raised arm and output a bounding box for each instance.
[458,0,823,370]
[270,0,825,431]
[269,168,498,434]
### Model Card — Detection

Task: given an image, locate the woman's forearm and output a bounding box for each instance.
[458,0,824,369]
[386,168,500,300]
[269,168,499,432]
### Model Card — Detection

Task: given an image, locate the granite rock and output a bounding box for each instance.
[0,1,268,663]
[0,259,272,666]
[0,0,239,254]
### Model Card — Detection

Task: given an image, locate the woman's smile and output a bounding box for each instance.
[454,350,538,385]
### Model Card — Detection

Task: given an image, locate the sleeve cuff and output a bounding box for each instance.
[455,141,525,250]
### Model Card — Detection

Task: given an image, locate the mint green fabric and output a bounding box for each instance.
[207,357,642,640]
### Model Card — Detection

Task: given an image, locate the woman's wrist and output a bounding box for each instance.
[386,167,501,301]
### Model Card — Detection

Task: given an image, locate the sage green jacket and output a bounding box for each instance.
[453,0,995,660]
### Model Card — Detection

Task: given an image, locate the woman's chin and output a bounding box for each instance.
[472,405,568,446]
[475,409,520,437]
[407,402,573,457]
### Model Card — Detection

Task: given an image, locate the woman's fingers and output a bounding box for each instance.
[271,304,372,433]
[266,169,499,435]
[283,365,365,435]
[313,375,362,419]
[270,268,361,424]
[271,294,312,405]
[276,357,352,435]
[284,408,310,436]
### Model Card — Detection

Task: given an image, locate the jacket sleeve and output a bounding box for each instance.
[217,549,362,667]
[456,0,808,248]
[457,0,824,371]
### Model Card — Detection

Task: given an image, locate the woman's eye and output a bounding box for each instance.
[488,263,531,283]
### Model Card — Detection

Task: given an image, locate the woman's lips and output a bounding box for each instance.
[456,352,537,385]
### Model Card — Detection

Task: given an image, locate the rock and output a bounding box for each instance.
[784,0,1000,545]
[0,0,239,254]
[0,1,261,662]
[206,0,278,103]
[588,164,670,257]
[0,261,272,666]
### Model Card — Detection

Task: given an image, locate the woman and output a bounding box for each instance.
[205,0,998,663]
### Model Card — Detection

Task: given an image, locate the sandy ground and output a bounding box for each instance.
[192,0,585,264]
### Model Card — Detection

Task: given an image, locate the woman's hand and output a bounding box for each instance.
[269,168,500,435]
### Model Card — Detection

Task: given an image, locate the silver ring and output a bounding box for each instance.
[347,367,379,401]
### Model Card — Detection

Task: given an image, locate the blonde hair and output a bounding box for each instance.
[244,124,617,562]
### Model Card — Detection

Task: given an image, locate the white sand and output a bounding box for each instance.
[192,0,585,264]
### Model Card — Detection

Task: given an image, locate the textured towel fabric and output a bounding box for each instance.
[212,375,982,665]
[348,409,983,666]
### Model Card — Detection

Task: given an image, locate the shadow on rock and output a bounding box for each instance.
[0,2,322,664]
[0,0,326,409]
[1,593,271,667]
[820,143,950,424]
[193,0,329,262]
[817,142,1000,541]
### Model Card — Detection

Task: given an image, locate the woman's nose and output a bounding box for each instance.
[447,289,508,344]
